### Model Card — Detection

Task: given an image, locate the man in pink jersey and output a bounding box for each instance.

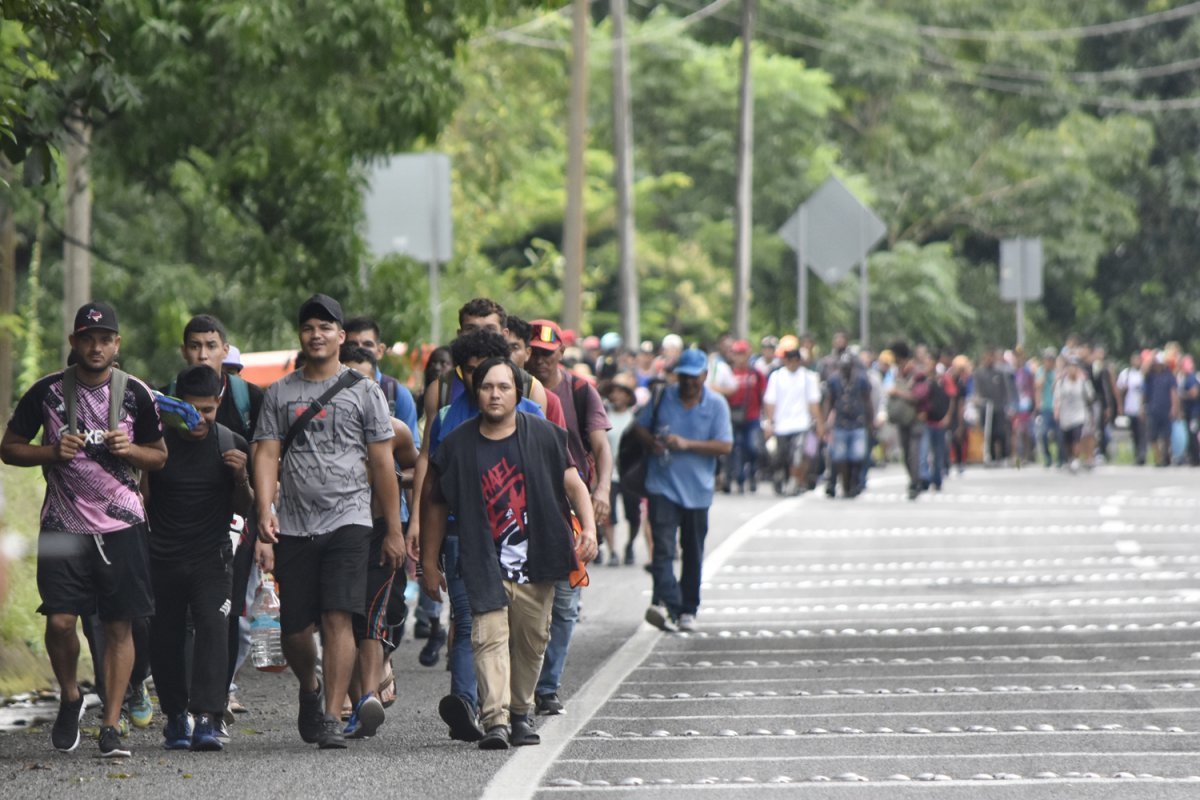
[2,302,166,758]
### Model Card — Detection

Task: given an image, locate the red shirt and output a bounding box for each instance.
[729,367,766,421]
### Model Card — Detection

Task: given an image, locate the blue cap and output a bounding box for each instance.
[674,348,707,377]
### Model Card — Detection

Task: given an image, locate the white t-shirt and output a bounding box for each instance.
[706,356,737,393]
[763,365,822,434]
[606,406,635,481]
[1116,368,1144,416]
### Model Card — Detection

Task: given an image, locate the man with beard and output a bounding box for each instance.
[2,302,167,757]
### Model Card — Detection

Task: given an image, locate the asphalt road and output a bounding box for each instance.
[4,464,1200,799]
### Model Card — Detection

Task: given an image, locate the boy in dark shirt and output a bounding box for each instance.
[144,366,252,751]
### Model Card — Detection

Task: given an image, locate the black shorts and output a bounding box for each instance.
[352,519,398,644]
[37,524,155,623]
[609,481,642,528]
[273,525,372,635]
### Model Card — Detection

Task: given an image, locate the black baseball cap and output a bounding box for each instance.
[298,293,343,326]
[73,302,119,334]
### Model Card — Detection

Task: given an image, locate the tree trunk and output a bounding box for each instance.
[732,0,756,340]
[0,162,15,421]
[562,0,590,334]
[611,0,639,347]
[63,103,93,362]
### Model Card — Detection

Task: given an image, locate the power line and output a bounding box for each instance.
[644,0,1200,114]
[476,0,740,51]
[782,0,1200,43]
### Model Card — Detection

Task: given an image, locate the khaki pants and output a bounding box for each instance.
[472,581,555,729]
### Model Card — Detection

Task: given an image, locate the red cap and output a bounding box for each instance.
[730,339,751,354]
[529,319,565,351]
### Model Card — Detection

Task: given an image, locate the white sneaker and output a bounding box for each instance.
[677,613,696,632]
[644,604,679,632]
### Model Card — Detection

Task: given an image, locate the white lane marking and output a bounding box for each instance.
[555,751,1200,763]
[752,524,1200,540]
[481,497,809,800]
[1116,539,1144,555]
[591,708,1200,720]
[621,669,1200,685]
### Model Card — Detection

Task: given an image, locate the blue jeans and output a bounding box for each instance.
[647,494,709,617]
[1038,411,1064,466]
[729,420,761,486]
[441,535,476,711]
[920,426,947,488]
[535,580,579,697]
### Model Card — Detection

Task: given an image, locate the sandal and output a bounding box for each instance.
[378,670,396,709]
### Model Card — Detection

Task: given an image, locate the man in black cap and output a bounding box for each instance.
[252,294,405,749]
[2,302,167,758]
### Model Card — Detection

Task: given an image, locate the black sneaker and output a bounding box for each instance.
[534,692,564,716]
[298,681,324,744]
[418,628,447,667]
[478,725,510,750]
[98,725,131,758]
[510,716,540,746]
[438,694,484,742]
[317,714,347,749]
[52,692,85,753]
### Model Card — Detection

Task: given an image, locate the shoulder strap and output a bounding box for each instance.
[438,372,452,410]
[280,370,364,459]
[229,375,252,432]
[63,366,78,435]
[519,368,533,400]
[108,368,129,430]
[215,421,236,455]
[568,373,592,451]
[648,382,666,430]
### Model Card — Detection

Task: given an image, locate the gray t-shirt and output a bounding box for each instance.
[256,367,393,536]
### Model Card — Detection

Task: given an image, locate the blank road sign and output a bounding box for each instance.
[779,176,886,285]
[999,237,1043,301]
[363,153,453,263]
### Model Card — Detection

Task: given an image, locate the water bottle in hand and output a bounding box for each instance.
[250,575,287,673]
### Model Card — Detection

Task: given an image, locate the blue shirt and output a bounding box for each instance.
[638,385,732,509]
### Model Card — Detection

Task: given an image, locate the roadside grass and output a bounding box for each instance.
[0,465,58,693]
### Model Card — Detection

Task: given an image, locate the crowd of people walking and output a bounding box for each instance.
[3,296,1194,759]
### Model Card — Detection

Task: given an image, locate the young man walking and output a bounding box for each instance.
[1,302,166,757]
[421,357,597,749]
[144,365,252,751]
[525,318,611,716]
[253,294,404,750]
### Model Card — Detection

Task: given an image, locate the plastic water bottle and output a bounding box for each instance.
[250,575,287,673]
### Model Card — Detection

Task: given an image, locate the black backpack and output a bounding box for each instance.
[617,384,665,498]
[927,375,951,423]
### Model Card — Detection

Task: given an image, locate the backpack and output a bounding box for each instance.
[927,375,952,423]
[617,384,666,498]
[63,365,129,434]
[167,373,252,436]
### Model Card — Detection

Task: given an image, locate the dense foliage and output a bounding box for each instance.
[3,0,1198,395]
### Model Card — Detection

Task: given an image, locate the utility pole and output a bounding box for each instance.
[611,0,639,346]
[63,103,92,361]
[731,0,756,340]
[562,0,590,333]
